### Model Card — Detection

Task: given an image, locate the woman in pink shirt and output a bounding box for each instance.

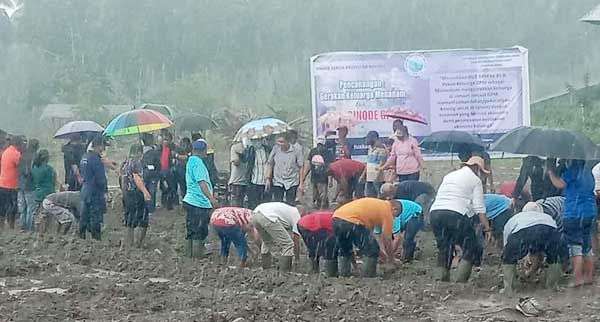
[384,126,424,182]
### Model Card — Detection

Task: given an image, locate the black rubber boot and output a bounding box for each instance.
[310,257,320,273]
[339,256,352,277]
[362,257,377,278]
[261,253,272,269]
[325,259,339,277]
[136,227,147,248]
[279,256,293,272]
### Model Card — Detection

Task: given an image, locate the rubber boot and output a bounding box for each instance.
[545,263,562,290]
[362,257,378,278]
[125,227,135,249]
[502,264,517,295]
[455,260,473,283]
[309,257,320,273]
[434,267,451,282]
[338,256,352,277]
[62,222,73,235]
[325,259,338,277]
[136,227,147,248]
[192,241,206,259]
[261,253,272,269]
[185,240,193,258]
[279,256,293,272]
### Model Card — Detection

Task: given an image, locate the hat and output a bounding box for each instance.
[316,135,326,145]
[311,154,325,165]
[336,125,348,131]
[463,156,490,174]
[192,140,208,152]
[522,202,543,213]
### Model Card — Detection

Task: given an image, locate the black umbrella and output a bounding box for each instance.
[174,113,217,132]
[54,121,105,140]
[419,130,486,153]
[490,126,600,160]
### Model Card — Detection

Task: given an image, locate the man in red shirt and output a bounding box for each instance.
[328,159,366,204]
[0,136,24,229]
[297,211,337,276]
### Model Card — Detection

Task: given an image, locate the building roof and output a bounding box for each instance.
[581,4,600,24]
[39,104,78,121]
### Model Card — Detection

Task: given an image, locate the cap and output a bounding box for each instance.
[522,202,543,213]
[311,154,325,165]
[316,135,326,145]
[463,156,490,174]
[192,140,208,152]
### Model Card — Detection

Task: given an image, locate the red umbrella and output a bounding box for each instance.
[381,107,428,125]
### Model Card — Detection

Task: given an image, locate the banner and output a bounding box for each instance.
[310,47,530,157]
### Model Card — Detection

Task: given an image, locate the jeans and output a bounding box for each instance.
[398,172,420,182]
[79,201,104,240]
[563,216,595,257]
[312,182,329,209]
[365,181,382,198]
[0,187,18,227]
[124,190,148,228]
[230,184,247,207]
[184,202,211,240]
[431,209,483,269]
[272,185,298,205]
[298,227,337,260]
[213,225,248,261]
[402,216,423,262]
[18,190,38,231]
[144,179,158,214]
[333,218,380,258]
[247,184,266,210]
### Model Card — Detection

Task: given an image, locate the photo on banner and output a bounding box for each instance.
[309,47,531,159]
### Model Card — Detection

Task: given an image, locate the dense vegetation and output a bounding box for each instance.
[2,0,600,137]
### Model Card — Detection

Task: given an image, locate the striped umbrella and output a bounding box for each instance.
[104,109,173,137]
[233,118,290,142]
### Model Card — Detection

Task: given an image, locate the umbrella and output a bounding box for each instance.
[382,107,428,125]
[139,103,174,119]
[490,126,600,160]
[233,118,290,142]
[174,113,217,132]
[54,121,105,140]
[420,130,486,153]
[104,109,173,137]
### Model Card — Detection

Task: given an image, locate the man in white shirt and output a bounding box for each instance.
[250,202,302,272]
[501,202,565,294]
[430,156,492,283]
[228,142,248,207]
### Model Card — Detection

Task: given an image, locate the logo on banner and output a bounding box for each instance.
[404,54,426,77]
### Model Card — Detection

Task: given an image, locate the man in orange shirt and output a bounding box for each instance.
[332,197,401,277]
[0,136,24,229]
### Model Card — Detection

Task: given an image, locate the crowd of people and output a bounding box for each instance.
[0,119,598,294]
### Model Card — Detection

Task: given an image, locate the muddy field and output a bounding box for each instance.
[1,160,599,322]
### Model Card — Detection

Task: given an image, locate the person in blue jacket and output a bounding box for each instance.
[79,135,108,240]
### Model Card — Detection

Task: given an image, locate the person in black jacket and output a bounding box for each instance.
[244,138,271,209]
[141,133,161,217]
[512,156,564,201]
